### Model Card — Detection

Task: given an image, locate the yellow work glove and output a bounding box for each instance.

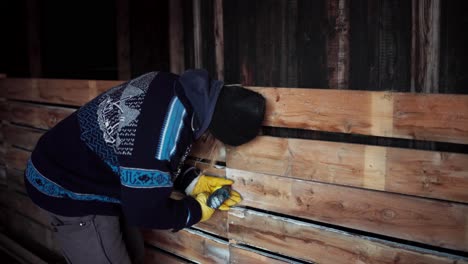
[218,189,242,211]
[190,175,233,196]
[195,192,215,222]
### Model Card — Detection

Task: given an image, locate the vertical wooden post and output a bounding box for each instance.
[26,0,41,77]
[326,0,350,89]
[169,0,185,74]
[214,0,224,81]
[411,0,440,93]
[116,0,131,80]
[193,0,203,69]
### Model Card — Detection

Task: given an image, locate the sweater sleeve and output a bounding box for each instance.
[119,164,201,229]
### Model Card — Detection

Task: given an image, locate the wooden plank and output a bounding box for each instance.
[144,247,190,264]
[0,189,49,227]
[227,168,468,251]
[227,136,468,203]
[143,228,229,263]
[116,0,131,80]
[411,0,441,93]
[213,0,224,80]
[250,87,468,144]
[193,210,227,238]
[0,101,74,130]
[5,147,29,171]
[229,244,298,264]
[4,208,61,259]
[3,124,43,151]
[193,0,202,68]
[326,0,350,89]
[190,134,226,162]
[169,0,185,75]
[228,208,468,264]
[0,233,48,264]
[0,78,123,106]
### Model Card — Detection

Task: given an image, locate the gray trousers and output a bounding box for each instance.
[49,213,145,264]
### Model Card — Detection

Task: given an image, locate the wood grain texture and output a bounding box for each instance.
[3,124,43,151]
[4,208,62,260]
[0,189,49,227]
[144,247,190,264]
[193,210,227,238]
[411,0,440,93]
[228,208,468,264]
[250,87,468,144]
[143,228,229,263]
[0,101,75,130]
[229,245,297,264]
[227,168,468,251]
[213,0,224,80]
[326,0,350,89]
[0,78,122,106]
[227,136,468,203]
[5,147,29,171]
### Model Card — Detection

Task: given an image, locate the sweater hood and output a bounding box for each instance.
[177,69,224,139]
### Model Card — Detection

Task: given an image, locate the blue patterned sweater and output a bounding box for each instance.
[25,71,223,230]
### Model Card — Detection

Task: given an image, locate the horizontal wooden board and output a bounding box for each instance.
[144,247,191,264]
[4,207,61,259]
[143,228,229,263]
[227,136,468,203]
[229,244,299,264]
[0,189,49,227]
[0,101,75,130]
[250,87,468,144]
[0,78,122,106]
[228,208,468,264]
[193,210,228,238]
[4,147,29,171]
[3,124,43,151]
[2,78,466,143]
[227,168,468,251]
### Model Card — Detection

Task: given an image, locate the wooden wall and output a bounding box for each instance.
[1,0,468,263]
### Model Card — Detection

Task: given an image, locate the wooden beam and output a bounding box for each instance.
[0,78,123,106]
[3,124,43,151]
[228,208,468,264]
[213,0,224,80]
[193,0,203,68]
[143,228,229,263]
[250,87,468,144]
[227,136,468,203]
[169,0,185,74]
[326,0,350,89]
[0,189,49,227]
[229,244,298,264]
[4,147,29,171]
[144,247,191,264]
[0,233,48,264]
[227,168,468,251]
[116,0,131,80]
[0,101,74,130]
[411,0,441,93]
[26,0,42,77]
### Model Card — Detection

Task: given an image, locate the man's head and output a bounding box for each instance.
[209,85,266,146]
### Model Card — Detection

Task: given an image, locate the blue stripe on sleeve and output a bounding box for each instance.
[156,97,187,161]
[119,166,173,188]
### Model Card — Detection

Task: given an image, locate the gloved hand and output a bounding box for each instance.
[218,189,242,211]
[195,192,215,222]
[187,175,233,196]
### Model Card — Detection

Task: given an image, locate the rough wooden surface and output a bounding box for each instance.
[229,245,298,264]
[169,0,185,75]
[0,78,122,106]
[228,208,468,264]
[228,168,468,252]
[143,228,229,263]
[251,87,468,144]
[227,136,468,203]
[144,247,190,264]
